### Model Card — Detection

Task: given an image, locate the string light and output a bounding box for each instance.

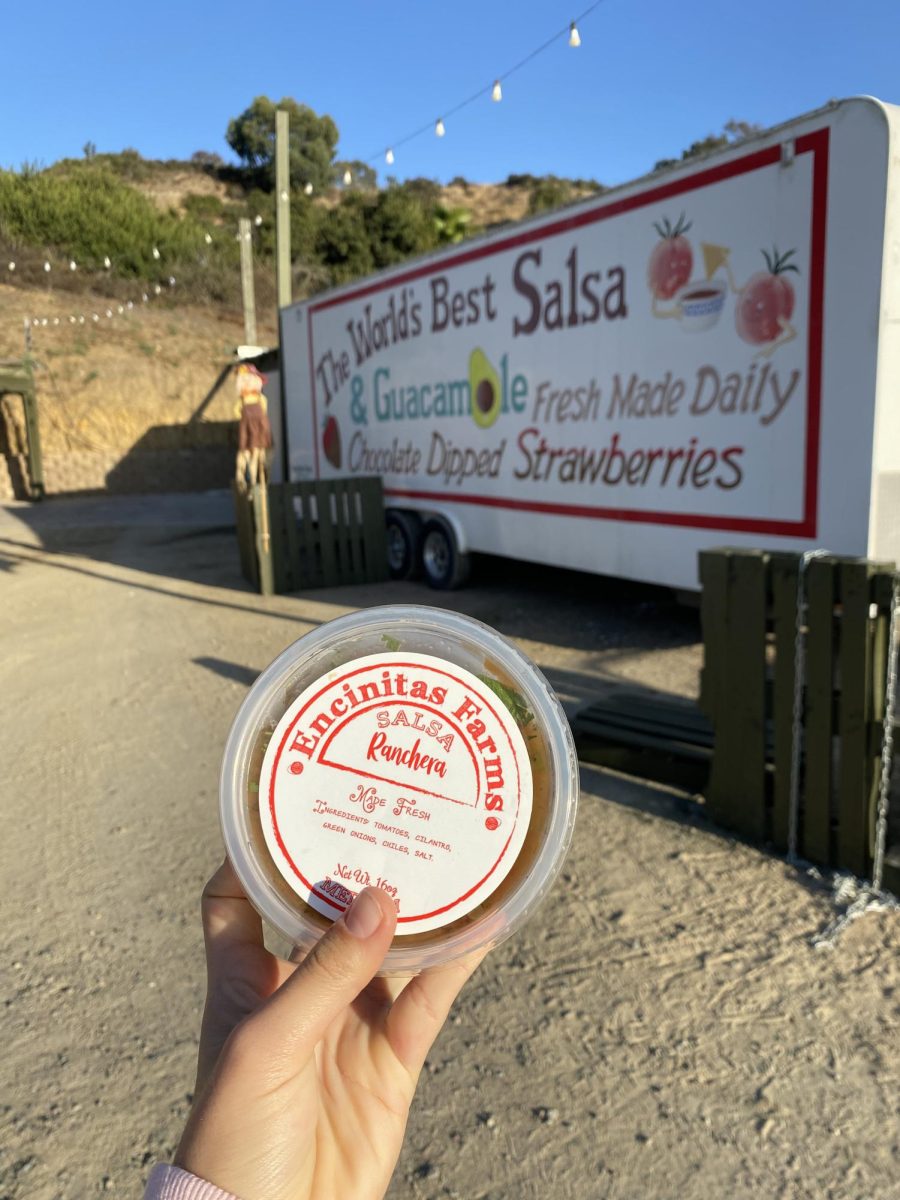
[304,182,314,195]
[43,261,51,272]
[103,256,111,268]
[280,189,289,202]
[152,246,160,260]
[254,214,263,226]
[7,262,14,271]
[69,260,77,271]
[360,1,603,168]
[385,148,394,165]
[343,168,352,185]
[204,232,213,244]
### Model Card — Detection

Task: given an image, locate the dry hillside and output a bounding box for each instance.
[0,165,597,496]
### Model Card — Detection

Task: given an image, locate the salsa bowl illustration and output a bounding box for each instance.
[676,279,727,331]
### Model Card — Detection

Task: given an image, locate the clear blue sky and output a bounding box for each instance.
[4,0,899,187]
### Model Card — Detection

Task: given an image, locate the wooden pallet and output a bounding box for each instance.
[699,549,898,892]
[572,680,714,793]
[233,476,389,594]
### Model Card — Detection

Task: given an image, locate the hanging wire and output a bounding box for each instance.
[363,0,607,166]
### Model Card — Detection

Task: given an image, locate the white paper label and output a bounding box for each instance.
[259,651,533,934]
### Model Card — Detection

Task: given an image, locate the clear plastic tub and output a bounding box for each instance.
[220,604,578,973]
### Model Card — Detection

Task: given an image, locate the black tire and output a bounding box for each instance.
[420,517,471,590]
[385,509,423,581]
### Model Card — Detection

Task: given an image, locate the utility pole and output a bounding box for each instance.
[275,109,292,310]
[238,217,257,346]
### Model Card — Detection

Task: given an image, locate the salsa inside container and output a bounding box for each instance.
[220,605,578,973]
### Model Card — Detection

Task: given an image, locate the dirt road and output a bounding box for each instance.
[1,494,897,1200]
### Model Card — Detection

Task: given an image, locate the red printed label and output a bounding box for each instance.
[259,652,533,934]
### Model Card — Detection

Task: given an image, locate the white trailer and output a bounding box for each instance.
[280,97,900,590]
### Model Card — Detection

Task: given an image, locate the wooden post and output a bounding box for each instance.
[837,560,874,875]
[275,109,292,311]
[771,555,799,853]
[238,217,257,347]
[804,557,837,863]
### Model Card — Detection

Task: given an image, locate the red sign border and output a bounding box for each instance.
[306,130,829,538]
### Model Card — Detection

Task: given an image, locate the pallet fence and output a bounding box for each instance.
[699,549,898,891]
[233,476,389,595]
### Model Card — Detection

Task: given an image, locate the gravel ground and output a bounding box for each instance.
[1,493,898,1200]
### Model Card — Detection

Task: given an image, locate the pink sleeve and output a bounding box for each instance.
[143,1163,241,1200]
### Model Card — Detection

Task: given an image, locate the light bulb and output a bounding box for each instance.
[127,301,134,309]
[343,169,352,185]
[43,261,51,272]
[41,318,48,326]
[78,315,85,324]
[69,260,77,271]
[254,214,263,226]
[168,276,176,286]
[304,182,313,195]
[386,148,394,165]
[204,232,213,245]
[69,316,76,324]
[154,284,162,295]
[104,255,111,268]
[435,118,445,137]
[568,21,581,47]
[105,309,113,318]
[117,305,124,314]
[152,246,160,260]
[7,262,14,271]
[492,80,502,102]
[53,317,60,325]
[280,190,289,202]
[142,294,148,303]
[92,313,99,321]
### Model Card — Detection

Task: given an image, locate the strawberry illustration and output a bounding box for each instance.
[648,213,693,300]
[735,247,798,345]
[322,415,341,469]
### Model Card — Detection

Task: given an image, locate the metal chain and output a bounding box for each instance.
[810,569,900,948]
[872,572,899,893]
[788,550,830,864]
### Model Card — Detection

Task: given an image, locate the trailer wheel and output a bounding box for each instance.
[385,510,422,580]
[421,518,470,590]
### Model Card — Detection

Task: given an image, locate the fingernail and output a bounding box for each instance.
[344,889,384,940]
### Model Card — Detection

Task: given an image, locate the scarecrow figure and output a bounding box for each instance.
[234,362,273,488]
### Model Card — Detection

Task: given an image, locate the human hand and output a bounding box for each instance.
[175,859,483,1200]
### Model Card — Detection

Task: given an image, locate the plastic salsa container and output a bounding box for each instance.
[220,604,578,973]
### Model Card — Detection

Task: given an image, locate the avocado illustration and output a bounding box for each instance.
[469,347,502,429]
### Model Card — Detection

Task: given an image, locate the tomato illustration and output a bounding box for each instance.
[648,213,693,300]
[735,248,798,345]
[323,415,341,469]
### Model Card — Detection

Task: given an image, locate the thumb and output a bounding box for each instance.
[245,887,397,1065]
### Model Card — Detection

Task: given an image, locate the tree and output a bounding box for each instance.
[315,194,374,284]
[433,204,472,245]
[226,96,339,192]
[654,120,763,171]
[334,160,377,190]
[367,187,436,266]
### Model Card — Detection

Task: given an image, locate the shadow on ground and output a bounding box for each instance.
[0,490,703,660]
